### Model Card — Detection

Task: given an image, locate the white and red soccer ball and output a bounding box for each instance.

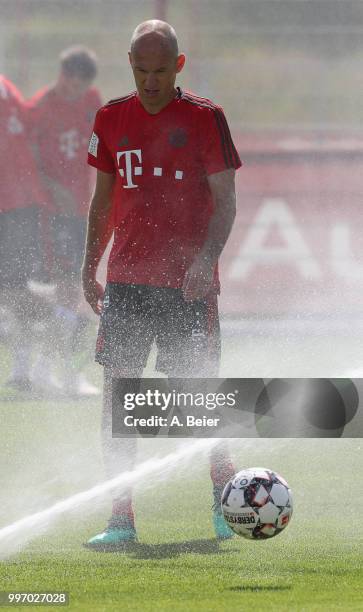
[221,467,293,540]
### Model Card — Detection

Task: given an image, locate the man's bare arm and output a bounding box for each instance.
[81,169,115,314]
[182,168,236,301]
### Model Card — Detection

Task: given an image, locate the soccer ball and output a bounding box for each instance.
[221,467,293,540]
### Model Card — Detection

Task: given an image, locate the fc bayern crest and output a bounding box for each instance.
[169,127,188,148]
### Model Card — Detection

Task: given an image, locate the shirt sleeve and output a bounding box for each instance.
[87,108,115,174]
[199,104,242,175]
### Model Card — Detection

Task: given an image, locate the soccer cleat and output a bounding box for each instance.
[213,509,234,540]
[85,516,137,550]
[212,485,234,540]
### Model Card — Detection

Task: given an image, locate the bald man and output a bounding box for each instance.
[82,20,242,549]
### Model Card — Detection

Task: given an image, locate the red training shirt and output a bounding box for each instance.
[88,88,241,288]
[0,75,44,213]
[27,86,102,217]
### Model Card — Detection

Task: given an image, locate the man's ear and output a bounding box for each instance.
[176,53,186,73]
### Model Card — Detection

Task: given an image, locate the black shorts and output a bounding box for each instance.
[96,283,221,377]
[0,207,43,289]
[48,214,86,281]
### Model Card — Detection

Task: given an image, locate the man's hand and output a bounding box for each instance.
[82,270,104,315]
[182,254,215,301]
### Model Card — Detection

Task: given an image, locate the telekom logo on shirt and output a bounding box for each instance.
[117,149,142,188]
[117,149,184,188]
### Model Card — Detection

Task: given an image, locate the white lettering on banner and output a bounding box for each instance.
[331,224,363,280]
[117,149,142,188]
[229,198,322,281]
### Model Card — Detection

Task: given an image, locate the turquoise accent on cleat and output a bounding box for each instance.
[85,526,137,550]
[213,510,234,540]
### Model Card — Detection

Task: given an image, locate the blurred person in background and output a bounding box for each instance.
[82,20,241,548]
[27,46,102,397]
[0,75,47,393]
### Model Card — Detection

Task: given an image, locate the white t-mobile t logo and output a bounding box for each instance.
[117,149,142,189]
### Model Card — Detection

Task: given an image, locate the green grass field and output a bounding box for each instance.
[0,387,362,611]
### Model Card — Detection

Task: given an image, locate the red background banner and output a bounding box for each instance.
[219,131,363,316]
